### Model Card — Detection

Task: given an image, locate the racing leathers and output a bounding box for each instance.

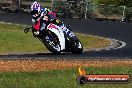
[32,10,76,39]
[32,10,48,35]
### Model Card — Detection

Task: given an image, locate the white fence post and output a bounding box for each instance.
[122,6,126,21]
[18,0,21,9]
[85,1,88,19]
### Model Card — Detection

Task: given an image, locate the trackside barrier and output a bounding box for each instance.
[0,0,131,22]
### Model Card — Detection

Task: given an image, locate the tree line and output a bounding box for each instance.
[97,0,132,7]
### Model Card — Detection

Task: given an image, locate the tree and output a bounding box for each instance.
[98,0,132,7]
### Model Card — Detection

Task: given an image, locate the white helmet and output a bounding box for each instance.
[31,1,41,15]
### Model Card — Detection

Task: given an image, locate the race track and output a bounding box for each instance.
[0,12,132,59]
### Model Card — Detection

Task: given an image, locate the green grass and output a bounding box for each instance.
[76,33,110,49]
[0,66,131,88]
[0,23,46,53]
[0,23,110,53]
[92,0,99,3]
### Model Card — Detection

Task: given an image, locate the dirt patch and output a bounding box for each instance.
[0,59,132,72]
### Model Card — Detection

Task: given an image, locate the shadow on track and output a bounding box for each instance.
[0,52,86,59]
[0,50,131,59]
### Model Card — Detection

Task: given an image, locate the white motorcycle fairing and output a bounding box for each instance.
[47,23,65,51]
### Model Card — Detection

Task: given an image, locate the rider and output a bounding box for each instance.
[30,0,76,39]
[30,0,47,35]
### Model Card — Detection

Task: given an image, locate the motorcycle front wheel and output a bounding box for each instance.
[42,32,61,55]
[71,40,83,54]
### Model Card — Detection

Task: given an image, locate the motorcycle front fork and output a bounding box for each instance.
[64,29,78,41]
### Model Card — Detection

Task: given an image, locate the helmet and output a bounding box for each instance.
[31,1,41,15]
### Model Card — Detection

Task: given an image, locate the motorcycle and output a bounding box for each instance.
[24,18,83,54]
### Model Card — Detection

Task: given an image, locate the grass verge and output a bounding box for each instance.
[0,23,110,53]
[0,66,131,88]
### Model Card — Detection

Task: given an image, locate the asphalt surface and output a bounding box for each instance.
[0,12,132,59]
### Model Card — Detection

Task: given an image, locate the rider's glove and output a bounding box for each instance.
[34,31,40,35]
[43,16,49,21]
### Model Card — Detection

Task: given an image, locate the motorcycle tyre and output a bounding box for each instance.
[42,34,61,55]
